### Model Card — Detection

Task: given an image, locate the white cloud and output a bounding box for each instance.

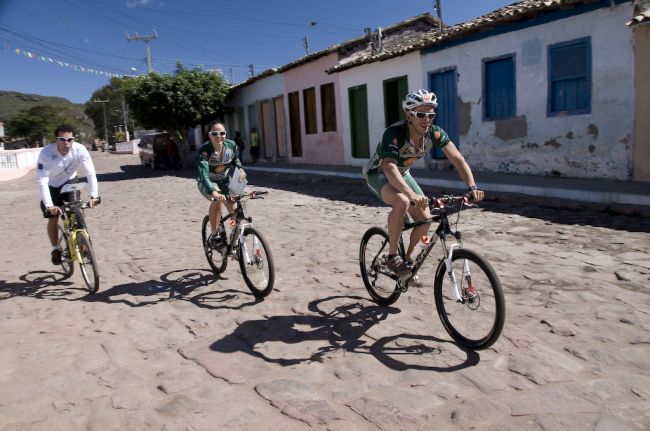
[126,0,163,8]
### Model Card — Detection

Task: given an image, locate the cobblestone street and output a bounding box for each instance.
[1,151,649,430]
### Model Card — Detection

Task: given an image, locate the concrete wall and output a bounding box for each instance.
[338,51,423,167]
[283,53,343,165]
[632,23,650,181]
[422,2,634,180]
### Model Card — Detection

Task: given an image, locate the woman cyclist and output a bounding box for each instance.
[197,120,247,245]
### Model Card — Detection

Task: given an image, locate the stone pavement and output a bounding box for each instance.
[0,151,649,430]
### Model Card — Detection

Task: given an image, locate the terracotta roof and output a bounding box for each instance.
[627,0,650,25]
[231,13,440,90]
[326,0,612,74]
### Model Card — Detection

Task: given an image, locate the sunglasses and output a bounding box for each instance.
[56,137,75,143]
[209,131,227,137]
[411,111,436,120]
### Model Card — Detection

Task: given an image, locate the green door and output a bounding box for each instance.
[383,75,408,127]
[349,84,369,159]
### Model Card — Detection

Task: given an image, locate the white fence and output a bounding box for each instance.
[0,148,41,170]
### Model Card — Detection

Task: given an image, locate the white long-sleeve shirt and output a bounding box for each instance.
[36,142,99,208]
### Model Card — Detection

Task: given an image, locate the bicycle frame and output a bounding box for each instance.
[397,197,473,302]
[60,203,89,263]
[218,196,256,263]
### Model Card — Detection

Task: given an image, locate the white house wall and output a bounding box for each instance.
[338,51,423,167]
[422,2,634,180]
[228,73,285,144]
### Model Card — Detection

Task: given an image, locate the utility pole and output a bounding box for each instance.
[126,30,158,73]
[122,99,130,141]
[229,67,234,84]
[303,36,309,55]
[248,64,255,78]
[434,0,443,31]
[93,99,109,144]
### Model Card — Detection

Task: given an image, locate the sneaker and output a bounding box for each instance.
[51,249,62,265]
[385,254,411,277]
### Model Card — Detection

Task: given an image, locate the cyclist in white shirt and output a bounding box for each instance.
[36,125,100,265]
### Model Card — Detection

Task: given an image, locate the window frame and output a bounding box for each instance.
[547,37,591,117]
[482,53,516,121]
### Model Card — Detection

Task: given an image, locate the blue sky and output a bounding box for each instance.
[0,0,514,104]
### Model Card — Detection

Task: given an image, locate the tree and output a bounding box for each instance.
[5,105,81,147]
[84,77,134,144]
[123,65,230,168]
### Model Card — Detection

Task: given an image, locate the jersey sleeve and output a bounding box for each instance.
[377,127,401,161]
[429,126,451,148]
[197,144,215,193]
[36,148,54,207]
[78,145,99,198]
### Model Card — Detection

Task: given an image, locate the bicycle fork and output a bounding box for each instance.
[443,242,471,303]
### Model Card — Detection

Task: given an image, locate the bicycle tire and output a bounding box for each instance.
[434,248,505,349]
[76,230,99,294]
[57,224,74,279]
[201,215,228,274]
[238,227,275,297]
[359,227,403,306]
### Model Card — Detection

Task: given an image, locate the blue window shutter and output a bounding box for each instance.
[548,37,591,116]
[484,55,515,120]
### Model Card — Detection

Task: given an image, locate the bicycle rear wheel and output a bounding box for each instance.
[434,248,505,349]
[359,227,402,306]
[57,224,74,278]
[201,215,228,274]
[238,227,274,297]
[76,230,99,293]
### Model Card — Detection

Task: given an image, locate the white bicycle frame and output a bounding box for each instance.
[235,220,254,264]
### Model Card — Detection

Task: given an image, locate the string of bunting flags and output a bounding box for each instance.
[0,40,126,78]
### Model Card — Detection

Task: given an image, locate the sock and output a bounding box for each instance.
[52,245,60,251]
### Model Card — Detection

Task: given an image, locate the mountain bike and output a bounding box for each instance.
[201,190,275,297]
[359,194,505,350]
[57,183,100,293]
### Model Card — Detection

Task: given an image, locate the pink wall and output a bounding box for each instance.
[283,53,343,165]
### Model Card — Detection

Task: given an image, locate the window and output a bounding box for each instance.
[483,55,515,120]
[548,37,591,115]
[303,87,317,134]
[320,83,337,132]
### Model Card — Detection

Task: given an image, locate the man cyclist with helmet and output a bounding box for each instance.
[363,89,484,276]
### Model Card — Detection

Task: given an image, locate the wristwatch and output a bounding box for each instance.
[468,185,478,192]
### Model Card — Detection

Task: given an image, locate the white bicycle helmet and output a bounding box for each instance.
[402,89,438,111]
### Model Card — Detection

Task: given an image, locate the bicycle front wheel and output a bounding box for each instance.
[57,224,74,279]
[202,215,228,274]
[76,230,99,293]
[238,227,274,297]
[434,248,505,350]
[359,227,401,306]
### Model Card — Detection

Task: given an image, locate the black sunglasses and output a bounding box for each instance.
[209,131,227,137]
[411,111,436,120]
[56,137,75,143]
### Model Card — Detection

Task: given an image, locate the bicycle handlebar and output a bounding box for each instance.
[210,190,269,203]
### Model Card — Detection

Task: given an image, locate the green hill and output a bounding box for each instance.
[0,90,94,133]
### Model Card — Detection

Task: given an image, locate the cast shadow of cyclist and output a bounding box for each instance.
[82,268,263,310]
[5,269,262,311]
[0,271,79,299]
[210,295,480,372]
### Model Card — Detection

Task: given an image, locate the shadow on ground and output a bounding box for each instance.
[1,268,262,310]
[210,294,481,372]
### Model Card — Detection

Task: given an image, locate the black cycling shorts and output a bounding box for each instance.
[39,178,80,218]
